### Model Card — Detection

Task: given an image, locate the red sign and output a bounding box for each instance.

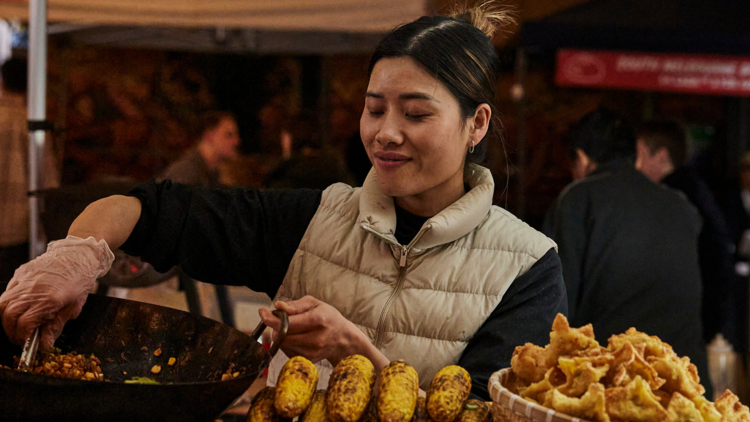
[556,49,750,96]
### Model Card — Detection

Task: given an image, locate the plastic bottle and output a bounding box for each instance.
[707,333,737,399]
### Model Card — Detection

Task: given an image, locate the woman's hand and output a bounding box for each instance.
[259,295,387,368]
[0,236,114,349]
[0,195,139,349]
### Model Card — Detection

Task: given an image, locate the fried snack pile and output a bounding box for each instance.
[508,314,750,422]
[11,349,104,381]
[247,356,485,422]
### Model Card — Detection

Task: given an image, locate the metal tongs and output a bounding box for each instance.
[18,327,41,370]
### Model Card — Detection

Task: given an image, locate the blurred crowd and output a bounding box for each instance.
[560,109,750,362]
[543,108,750,398]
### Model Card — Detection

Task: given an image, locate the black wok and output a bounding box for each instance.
[0,294,287,422]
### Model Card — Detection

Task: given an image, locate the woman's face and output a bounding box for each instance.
[360,57,471,210]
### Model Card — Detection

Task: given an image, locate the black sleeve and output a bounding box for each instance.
[543,187,587,322]
[458,248,568,400]
[120,179,322,298]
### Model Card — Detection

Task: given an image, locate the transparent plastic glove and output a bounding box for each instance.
[0,235,115,349]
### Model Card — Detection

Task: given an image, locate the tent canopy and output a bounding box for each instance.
[0,0,424,32]
[0,0,427,53]
[45,25,388,54]
[520,0,750,56]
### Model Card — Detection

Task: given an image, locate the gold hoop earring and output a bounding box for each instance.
[469,140,475,154]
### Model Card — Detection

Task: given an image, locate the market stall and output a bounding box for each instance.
[0,0,428,259]
[2,2,747,420]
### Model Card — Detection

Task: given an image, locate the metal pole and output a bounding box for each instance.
[55,44,71,173]
[28,0,48,259]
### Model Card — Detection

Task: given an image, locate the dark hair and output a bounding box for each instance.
[197,110,235,140]
[571,107,636,165]
[368,4,511,164]
[637,120,689,168]
[1,58,28,94]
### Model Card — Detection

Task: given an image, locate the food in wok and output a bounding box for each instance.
[0,295,285,422]
[7,345,244,385]
[9,348,105,381]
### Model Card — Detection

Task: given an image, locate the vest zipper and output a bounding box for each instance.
[371,226,431,348]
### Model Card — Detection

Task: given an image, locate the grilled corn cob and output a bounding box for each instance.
[326,355,377,422]
[426,366,471,422]
[248,387,290,422]
[275,356,319,418]
[455,400,491,422]
[300,390,329,422]
[411,397,432,422]
[357,397,379,422]
[378,360,419,422]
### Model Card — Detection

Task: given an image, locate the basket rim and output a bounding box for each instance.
[489,368,592,422]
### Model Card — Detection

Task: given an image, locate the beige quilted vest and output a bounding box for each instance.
[268,164,556,390]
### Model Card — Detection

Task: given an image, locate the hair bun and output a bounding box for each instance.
[449,1,515,39]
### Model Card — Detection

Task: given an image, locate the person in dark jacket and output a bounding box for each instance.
[721,153,750,254]
[719,151,750,355]
[544,108,711,397]
[635,120,738,352]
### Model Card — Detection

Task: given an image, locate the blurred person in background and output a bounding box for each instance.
[158,110,240,327]
[159,110,239,186]
[0,57,59,290]
[635,120,738,353]
[722,152,750,265]
[544,108,711,396]
[719,151,750,355]
[265,109,355,190]
[258,95,293,158]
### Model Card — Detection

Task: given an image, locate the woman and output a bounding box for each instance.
[0,3,566,400]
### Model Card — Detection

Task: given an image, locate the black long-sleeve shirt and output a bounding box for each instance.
[121,180,567,400]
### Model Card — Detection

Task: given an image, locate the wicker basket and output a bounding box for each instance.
[489,369,592,422]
